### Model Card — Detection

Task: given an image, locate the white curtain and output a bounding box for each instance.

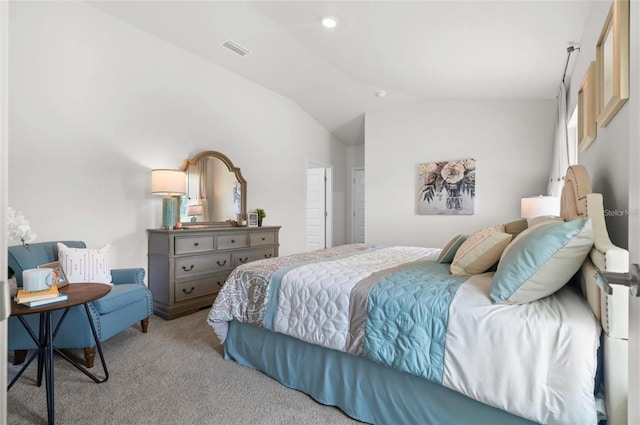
[547,82,570,196]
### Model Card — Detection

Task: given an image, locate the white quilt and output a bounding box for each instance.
[274,246,438,351]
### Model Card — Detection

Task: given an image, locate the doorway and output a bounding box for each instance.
[306,162,332,251]
[352,168,365,243]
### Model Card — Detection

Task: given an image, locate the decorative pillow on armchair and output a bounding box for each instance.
[57,242,113,284]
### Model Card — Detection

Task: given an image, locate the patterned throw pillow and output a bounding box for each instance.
[450,227,512,276]
[490,218,593,304]
[57,242,113,284]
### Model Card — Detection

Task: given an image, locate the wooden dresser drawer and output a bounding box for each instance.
[233,247,276,267]
[175,253,231,280]
[216,233,248,250]
[174,273,229,302]
[175,236,214,254]
[250,232,276,247]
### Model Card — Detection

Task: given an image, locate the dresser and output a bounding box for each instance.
[147,226,280,320]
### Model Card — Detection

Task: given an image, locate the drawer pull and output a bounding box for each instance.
[216,260,227,267]
[182,264,195,272]
[194,242,199,247]
[216,281,224,287]
[231,239,235,243]
[264,253,273,258]
[239,257,248,263]
[261,237,266,241]
[182,286,195,294]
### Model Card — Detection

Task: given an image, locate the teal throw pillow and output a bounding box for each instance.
[490,218,593,304]
[437,234,467,264]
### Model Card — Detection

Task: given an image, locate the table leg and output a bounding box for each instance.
[84,303,109,383]
[52,303,109,383]
[44,311,55,425]
[37,313,45,387]
[8,316,43,390]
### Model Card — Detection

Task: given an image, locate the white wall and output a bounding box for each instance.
[567,1,631,248]
[365,100,555,248]
[8,1,346,274]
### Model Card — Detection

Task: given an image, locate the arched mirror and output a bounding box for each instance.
[179,151,247,226]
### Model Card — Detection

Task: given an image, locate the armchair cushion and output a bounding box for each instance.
[111,268,145,285]
[92,283,149,315]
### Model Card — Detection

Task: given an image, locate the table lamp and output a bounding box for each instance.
[187,204,204,222]
[151,169,187,229]
[520,195,560,219]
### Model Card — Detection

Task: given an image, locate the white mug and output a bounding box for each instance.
[22,268,53,293]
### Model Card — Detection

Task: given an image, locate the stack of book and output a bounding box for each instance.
[15,286,68,307]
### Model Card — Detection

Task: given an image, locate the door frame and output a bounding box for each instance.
[1,0,10,420]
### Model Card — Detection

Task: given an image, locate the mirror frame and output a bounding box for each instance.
[179,151,247,226]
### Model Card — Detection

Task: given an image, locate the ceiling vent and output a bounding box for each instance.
[222,40,250,57]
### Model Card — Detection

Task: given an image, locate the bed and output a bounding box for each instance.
[207,165,629,425]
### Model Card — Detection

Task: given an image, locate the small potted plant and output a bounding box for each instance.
[255,208,266,227]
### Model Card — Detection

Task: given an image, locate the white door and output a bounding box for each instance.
[630,270,639,423]
[306,167,326,251]
[352,168,365,243]
[0,1,9,420]
[628,3,639,422]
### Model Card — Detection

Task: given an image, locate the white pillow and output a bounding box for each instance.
[57,242,113,284]
[490,218,593,304]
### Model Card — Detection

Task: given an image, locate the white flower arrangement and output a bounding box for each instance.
[7,207,36,249]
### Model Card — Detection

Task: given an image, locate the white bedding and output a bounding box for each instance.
[444,272,600,424]
[209,244,601,425]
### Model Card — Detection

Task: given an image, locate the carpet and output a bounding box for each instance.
[7,308,362,425]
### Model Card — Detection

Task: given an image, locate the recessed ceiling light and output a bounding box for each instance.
[321,16,339,29]
[375,90,387,98]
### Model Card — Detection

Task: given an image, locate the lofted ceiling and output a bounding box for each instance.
[90,1,595,146]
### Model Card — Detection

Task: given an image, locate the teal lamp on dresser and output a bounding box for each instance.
[151,169,186,229]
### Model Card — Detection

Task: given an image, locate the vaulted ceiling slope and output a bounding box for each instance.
[90,1,594,146]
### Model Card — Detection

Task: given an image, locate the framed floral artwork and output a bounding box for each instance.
[417,159,475,215]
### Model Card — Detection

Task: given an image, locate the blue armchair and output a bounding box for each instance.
[8,241,153,367]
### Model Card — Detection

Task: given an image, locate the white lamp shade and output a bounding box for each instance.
[151,169,186,195]
[520,196,560,219]
[188,205,204,216]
